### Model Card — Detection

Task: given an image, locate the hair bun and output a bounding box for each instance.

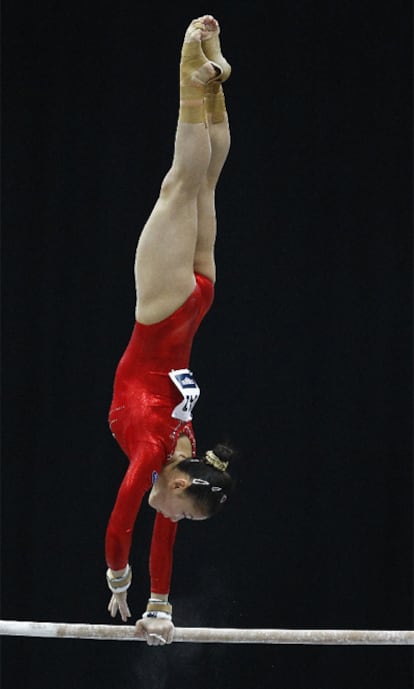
[204,450,228,472]
[204,443,236,472]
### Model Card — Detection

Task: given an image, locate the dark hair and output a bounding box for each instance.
[176,443,235,516]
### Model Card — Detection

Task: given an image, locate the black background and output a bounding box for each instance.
[1,1,412,687]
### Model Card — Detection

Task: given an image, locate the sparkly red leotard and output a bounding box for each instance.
[106,273,214,594]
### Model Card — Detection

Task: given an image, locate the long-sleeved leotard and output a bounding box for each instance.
[106,272,214,594]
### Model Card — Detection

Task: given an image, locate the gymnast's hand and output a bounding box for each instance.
[135,617,175,646]
[107,591,131,623]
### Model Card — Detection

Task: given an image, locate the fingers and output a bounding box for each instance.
[148,632,167,646]
[107,593,131,622]
[108,595,118,618]
[135,618,174,646]
[120,600,131,623]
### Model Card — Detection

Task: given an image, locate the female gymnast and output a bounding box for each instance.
[105,15,233,646]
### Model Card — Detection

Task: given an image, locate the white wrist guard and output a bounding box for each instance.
[142,597,172,620]
[106,564,132,594]
[143,611,172,620]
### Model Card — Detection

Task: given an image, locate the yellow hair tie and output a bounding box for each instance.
[205,450,228,472]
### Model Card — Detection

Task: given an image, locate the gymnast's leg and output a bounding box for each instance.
[134,19,218,325]
[194,16,231,280]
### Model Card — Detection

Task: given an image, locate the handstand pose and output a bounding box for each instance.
[105,16,233,645]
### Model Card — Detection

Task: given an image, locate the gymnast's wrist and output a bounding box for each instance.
[106,564,132,593]
[143,596,173,620]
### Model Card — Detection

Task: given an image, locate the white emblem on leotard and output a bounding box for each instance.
[168,368,200,422]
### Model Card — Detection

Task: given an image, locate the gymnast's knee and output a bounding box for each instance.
[160,166,203,199]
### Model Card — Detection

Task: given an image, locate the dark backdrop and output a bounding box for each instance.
[1,1,412,688]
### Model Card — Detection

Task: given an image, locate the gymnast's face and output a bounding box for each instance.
[148,468,208,523]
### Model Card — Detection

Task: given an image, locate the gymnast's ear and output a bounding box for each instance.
[169,476,191,491]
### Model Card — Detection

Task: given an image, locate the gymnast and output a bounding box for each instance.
[105,15,233,646]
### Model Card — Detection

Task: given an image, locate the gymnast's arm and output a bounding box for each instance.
[135,514,177,645]
[105,443,162,622]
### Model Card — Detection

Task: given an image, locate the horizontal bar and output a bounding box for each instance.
[0,621,413,645]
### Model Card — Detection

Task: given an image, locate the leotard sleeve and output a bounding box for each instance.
[105,440,163,571]
[105,441,178,595]
[149,513,178,594]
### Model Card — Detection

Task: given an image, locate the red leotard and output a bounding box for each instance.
[106,273,214,594]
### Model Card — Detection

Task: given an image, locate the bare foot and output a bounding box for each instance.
[200,14,220,38]
[183,17,213,44]
[199,15,231,83]
[181,18,217,87]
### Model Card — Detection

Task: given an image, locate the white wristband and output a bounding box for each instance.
[143,611,172,620]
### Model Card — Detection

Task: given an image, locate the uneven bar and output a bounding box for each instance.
[0,621,413,645]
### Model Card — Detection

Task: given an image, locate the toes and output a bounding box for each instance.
[184,18,204,42]
[185,15,220,43]
[200,14,219,34]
